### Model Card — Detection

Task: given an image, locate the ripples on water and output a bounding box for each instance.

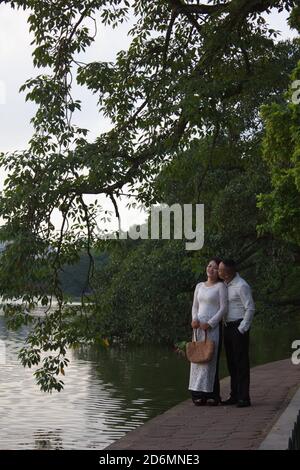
[0,316,190,450]
[1,312,299,450]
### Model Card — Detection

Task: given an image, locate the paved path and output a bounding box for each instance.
[106,359,300,450]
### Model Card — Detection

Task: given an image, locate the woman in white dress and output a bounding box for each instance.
[188,257,228,406]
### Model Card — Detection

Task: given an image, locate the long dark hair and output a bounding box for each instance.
[210,257,222,266]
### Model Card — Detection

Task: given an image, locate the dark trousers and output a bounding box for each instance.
[224,321,250,401]
[191,323,223,401]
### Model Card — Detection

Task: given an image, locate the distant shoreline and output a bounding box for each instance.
[0,300,89,316]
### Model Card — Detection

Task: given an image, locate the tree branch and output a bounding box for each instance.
[79,195,95,303]
[166,0,203,35]
[163,10,178,70]
[167,0,229,15]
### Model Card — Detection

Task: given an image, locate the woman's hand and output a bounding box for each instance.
[199,322,211,331]
[191,319,200,329]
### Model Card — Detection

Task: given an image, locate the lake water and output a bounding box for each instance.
[0,315,299,449]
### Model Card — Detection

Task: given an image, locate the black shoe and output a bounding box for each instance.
[221,397,238,405]
[207,398,220,406]
[236,399,251,408]
[193,398,207,406]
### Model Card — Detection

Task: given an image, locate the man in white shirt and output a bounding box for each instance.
[218,259,255,407]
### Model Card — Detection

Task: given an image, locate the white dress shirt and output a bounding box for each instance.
[225,273,255,334]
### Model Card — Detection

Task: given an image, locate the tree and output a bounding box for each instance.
[257,6,300,248]
[91,238,195,345]
[0,0,298,390]
[258,58,300,245]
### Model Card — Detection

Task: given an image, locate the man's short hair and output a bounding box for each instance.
[222,259,237,271]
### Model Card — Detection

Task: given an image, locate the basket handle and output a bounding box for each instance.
[192,328,208,342]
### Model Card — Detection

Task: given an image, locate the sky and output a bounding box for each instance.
[0,3,298,233]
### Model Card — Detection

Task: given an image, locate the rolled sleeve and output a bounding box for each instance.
[238,284,255,333]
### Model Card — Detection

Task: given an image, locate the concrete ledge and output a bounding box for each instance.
[106,359,300,450]
[259,385,300,450]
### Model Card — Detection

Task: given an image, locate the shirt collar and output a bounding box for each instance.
[226,272,240,286]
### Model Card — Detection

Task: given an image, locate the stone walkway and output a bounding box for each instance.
[106,359,300,450]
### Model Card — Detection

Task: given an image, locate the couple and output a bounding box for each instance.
[188,257,255,407]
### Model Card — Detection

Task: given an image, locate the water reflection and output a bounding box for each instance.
[0,316,189,449]
[0,314,299,449]
[33,430,64,450]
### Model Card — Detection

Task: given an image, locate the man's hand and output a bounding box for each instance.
[191,319,200,329]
